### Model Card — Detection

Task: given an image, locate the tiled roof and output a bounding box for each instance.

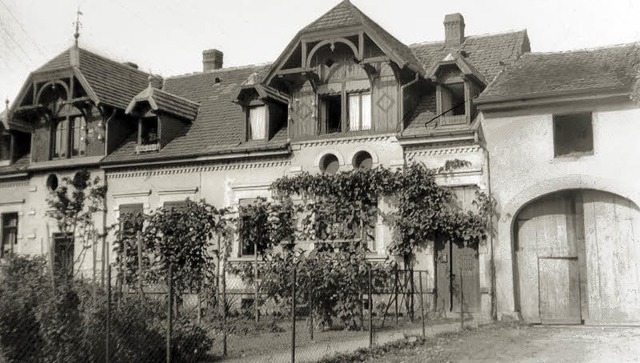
[103,64,289,164]
[478,43,640,102]
[76,48,150,109]
[410,30,530,83]
[0,154,30,176]
[298,0,423,74]
[402,30,530,137]
[126,87,200,121]
[31,47,150,110]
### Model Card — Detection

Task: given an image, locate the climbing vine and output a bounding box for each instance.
[231,162,494,329]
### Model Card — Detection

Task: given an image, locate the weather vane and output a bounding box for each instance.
[73,7,83,47]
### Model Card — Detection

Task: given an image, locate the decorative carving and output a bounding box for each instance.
[376,93,395,113]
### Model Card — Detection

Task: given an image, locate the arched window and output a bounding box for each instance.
[320,153,340,175]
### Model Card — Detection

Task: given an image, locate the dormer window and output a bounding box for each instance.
[0,134,10,161]
[441,83,466,116]
[140,117,159,145]
[52,110,86,159]
[348,92,371,131]
[248,105,266,140]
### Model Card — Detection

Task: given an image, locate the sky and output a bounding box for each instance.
[0,0,639,106]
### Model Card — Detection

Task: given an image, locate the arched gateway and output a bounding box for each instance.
[514,189,640,324]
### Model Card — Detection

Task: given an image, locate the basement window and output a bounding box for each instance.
[553,113,593,157]
[319,95,342,134]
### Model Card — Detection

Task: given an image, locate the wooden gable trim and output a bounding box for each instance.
[72,68,101,106]
[299,26,362,43]
[305,37,361,68]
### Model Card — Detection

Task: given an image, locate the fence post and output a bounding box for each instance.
[167,264,173,363]
[291,265,296,363]
[106,265,111,363]
[254,242,259,323]
[308,286,314,341]
[394,265,398,325]
[368,264,373,348]
[137,231,144,298]
[221,247,228,357]
[459,266,464,330]
[419,271,425,337]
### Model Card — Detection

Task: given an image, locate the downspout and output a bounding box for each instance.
[100,107,117,287]
[477,126,497,320]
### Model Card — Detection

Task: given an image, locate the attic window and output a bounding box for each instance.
[0,134,10,161]
[553,113,593,157]
[441,83,465,116]
[136,117,160,153]
[248,106,266,140]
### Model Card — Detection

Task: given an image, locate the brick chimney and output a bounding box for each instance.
[203,49,223,72]
[444,13,465,48]
[148,74,164,89]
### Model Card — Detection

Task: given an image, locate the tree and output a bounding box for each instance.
[46,169,107,282]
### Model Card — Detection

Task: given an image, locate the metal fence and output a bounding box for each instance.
[0,261,472,363]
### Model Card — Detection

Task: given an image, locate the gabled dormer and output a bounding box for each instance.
[261,0,424,140]
[8,46,150,164]
[428,53,487,126]
[125,75,199,154]
[234,82,289,142]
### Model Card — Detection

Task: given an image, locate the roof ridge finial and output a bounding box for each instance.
[73,7,83,47]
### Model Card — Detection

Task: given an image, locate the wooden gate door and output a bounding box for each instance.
[435,238,480,313]
[538,257,581,324]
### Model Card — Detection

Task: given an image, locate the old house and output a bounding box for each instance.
[5,0,637,325]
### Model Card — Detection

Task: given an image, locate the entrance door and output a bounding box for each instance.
[435,238,480,314]
[538,257,581,324]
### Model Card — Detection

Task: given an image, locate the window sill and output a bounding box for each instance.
[228,256,264,263]
[552,151,594,160]
[136,143,160,154]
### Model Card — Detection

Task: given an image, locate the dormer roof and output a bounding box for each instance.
[126,86,200,121]
[427,53,487,85]
[264,0,424,84]
[13,47,150,111]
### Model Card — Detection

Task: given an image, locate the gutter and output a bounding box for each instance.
[476,88,629,109]
[101,146,291,170]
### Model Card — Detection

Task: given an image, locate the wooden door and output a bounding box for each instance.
[516,192,582,324]
[435,238,480,313]
[538,257,582,324]
[451,242,480,312]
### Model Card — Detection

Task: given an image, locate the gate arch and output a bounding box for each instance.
[513,189,640,324]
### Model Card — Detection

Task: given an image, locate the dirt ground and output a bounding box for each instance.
[367,323,640,363]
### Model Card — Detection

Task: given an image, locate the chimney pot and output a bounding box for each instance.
[444,13,465,48]
[148,74,164,89]
[203,49,223,72]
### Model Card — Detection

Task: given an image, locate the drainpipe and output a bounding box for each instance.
[100,107,116,287]
[477,128,497,320]
[399,73,420,134]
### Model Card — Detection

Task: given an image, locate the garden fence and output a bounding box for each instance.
[0,263,471,363]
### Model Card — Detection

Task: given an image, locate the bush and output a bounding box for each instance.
[0,255,48,362]
[0,256,214,363]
